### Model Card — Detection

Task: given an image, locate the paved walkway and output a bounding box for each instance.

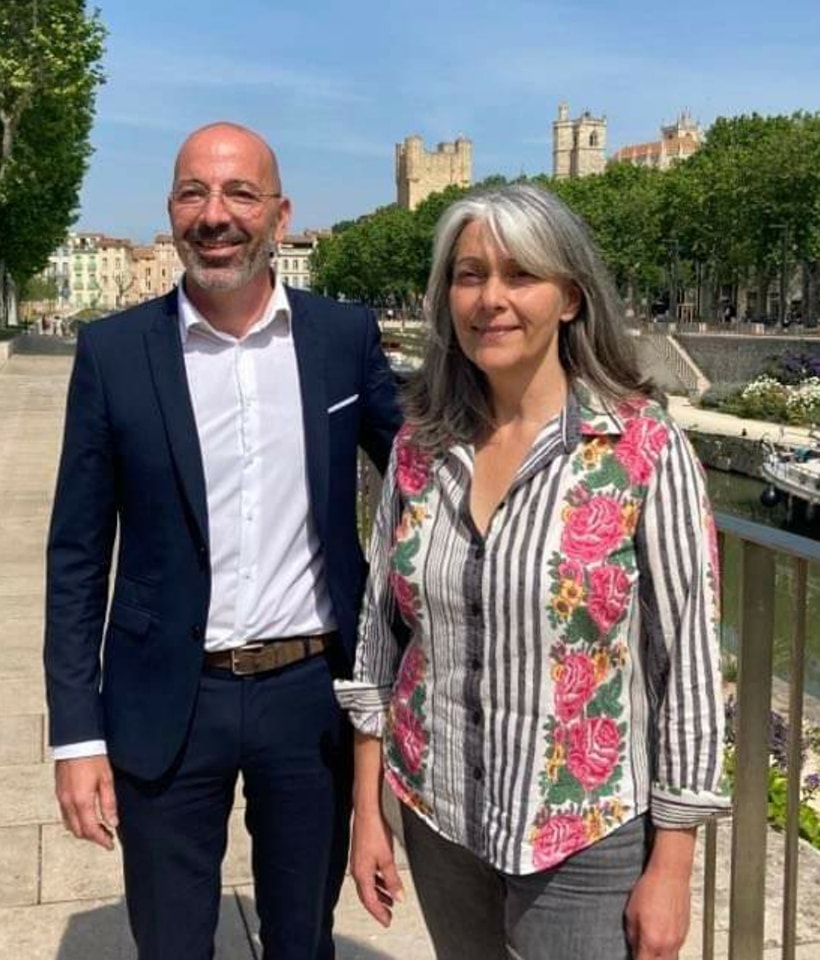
[666,395,816,446]
[1,355,819,958]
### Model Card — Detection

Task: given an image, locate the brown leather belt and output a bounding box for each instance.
[203,633,334,676]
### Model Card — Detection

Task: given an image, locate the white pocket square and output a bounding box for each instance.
[327,394,359,414]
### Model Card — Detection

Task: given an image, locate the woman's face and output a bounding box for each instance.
[448,219,580,383]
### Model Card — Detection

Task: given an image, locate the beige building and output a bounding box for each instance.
[552,103,607,179]
[97,237,135,309]
[42,231,184,313]
[153,233,184,294]
[611,111,702,169]
[273,232,328,290]
[395,134,473,210]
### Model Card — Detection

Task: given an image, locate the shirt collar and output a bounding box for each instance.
[177,273,291,344]
[570,380,629,439]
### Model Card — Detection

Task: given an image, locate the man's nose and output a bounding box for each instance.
[199,190,232,224]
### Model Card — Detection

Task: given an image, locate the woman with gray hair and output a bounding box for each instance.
[337,183,728,959]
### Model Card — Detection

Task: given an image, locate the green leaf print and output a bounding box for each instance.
[565,607,598,645]
[393,533,421,576]
[546,764,585,806]
[587,672,623,718]
[584,458,628,491]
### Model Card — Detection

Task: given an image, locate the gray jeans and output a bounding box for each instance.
[401,807,649,960]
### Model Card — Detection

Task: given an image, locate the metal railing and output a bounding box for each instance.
[707,512,819,960]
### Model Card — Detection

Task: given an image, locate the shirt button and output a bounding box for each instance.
[471,658,482,671]
[473,766,483,781]
[471,601,481,617]
[191,625,204,642]
[471,709,482,725]
[473,543,485,560]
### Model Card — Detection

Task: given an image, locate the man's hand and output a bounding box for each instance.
[349,808,404,928]
[55,756,119,850]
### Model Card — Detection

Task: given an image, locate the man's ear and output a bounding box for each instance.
[272,198,293,245]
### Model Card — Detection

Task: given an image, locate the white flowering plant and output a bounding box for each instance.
[725,374,820,426]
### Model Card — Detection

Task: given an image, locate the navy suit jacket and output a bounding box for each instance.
[44,287,401,781]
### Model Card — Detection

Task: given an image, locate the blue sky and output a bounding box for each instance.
[78,0,820,241]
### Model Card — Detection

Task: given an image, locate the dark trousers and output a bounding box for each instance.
[114,654,352,960]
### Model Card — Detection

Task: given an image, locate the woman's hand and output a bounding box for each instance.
[350,807,405,927]
[625,826,696,959]
[350,731,405,927]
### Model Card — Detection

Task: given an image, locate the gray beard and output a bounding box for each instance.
[183,244,270,292]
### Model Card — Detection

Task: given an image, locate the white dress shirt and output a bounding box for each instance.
[53,278,335,760]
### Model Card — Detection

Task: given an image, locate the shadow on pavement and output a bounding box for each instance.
[54,894,420,960]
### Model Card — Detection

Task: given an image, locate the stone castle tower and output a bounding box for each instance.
[552,103,607,179]
[395,134,473,210]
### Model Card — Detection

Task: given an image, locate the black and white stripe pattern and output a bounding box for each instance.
[339,389,729,875]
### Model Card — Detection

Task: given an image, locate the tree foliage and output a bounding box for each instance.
[0,0,105,313]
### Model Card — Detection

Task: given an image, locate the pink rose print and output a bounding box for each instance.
[395,431,430,497]
[554,653,597,723]
[561,496,624,565]
[614,418,669,486]
[392,702,426,775]
[566,717,621,792]
[394,644,426,702]
[390,571,418,624]
[558,559,584,584]
[587,564,631,637]
[532,813,589,870]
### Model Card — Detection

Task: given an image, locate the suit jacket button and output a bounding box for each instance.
[191,625,204,642]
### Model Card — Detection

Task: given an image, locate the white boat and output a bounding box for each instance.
[760,436,820,517]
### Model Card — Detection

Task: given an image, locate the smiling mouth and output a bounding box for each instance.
[474,325,518,336]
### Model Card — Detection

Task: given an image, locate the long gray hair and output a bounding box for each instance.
[403,183,657,453]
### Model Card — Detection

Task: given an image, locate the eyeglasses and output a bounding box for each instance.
[169,182,282,214]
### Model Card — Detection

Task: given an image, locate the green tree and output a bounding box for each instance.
[0,0,105,325]
[666,113,820,320]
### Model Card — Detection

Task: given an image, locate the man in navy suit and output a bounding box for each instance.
[45,122,401,960]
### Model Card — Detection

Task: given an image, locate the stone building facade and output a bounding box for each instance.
[552,103,607,179]
[395,134,473,210]
[612,110,702,170]
[273,232,327,290]
[43,232,184,313]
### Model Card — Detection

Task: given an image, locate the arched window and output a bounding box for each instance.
[589,131,599,148]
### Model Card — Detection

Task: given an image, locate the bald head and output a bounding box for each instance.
[173,122,282,194]
[168,120,292,306]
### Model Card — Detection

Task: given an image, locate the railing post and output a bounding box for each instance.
[729,541,776,960]
[782,557,808,960]
[702,817,718,960]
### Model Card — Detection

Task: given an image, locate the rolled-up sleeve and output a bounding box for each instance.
[637,422,731,827]
[335,443,407,736]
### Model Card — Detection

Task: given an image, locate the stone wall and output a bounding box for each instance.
[688,432,765,479]
[676,333,820,389]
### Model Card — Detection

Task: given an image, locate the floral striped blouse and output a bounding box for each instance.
[337,384,729,875]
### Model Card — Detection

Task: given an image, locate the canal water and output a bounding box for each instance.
[706,468,820,701]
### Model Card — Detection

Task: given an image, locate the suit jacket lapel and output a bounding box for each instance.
[290,290,329,541]
[144,293,209,551]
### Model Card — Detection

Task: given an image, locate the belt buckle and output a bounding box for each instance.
[231,641,265,676]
